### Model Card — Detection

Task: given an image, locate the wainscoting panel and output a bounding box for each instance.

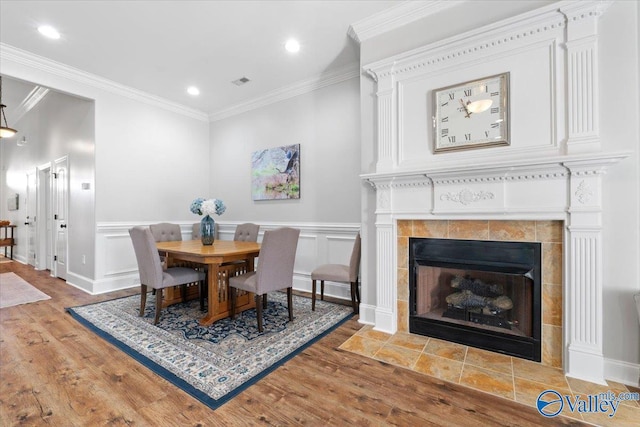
[94,221,360,301]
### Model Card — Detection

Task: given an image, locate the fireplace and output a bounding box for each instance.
[409,238,542,361]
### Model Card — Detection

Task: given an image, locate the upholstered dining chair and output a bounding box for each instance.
[192,223,201,240]
[311,233,361,313]
[234,223,260,242]
[150,222,182,242]
[129,226,205,325]
[228,227,300,332]
[150,222,182,269]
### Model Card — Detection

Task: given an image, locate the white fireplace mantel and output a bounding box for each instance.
[359,1,626,385]
[362,150,629,386]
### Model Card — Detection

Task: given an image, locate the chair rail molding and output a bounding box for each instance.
[94,221,360,300]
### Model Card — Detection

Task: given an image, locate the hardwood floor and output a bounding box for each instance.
[0,261,586,426]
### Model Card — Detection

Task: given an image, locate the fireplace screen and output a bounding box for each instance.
[410,238,541,361]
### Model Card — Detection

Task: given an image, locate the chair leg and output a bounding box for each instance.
[287,287,293,322]
[230,287,237,319]
[154,289,163,325]
[140,284,147,317]
[263,293,268,309]
[350,281,358,314]
[320,280,325,301]
[256,294,263,333]
[311,279,317,311]
[181,284,187,303]
[355,277,361,303]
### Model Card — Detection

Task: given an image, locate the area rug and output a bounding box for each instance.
[0,272,51,308]
[67,292,352,410]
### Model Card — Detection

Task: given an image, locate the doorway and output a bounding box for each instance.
[28,156,68,279]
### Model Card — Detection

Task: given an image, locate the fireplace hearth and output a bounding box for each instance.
[409,238,542,361]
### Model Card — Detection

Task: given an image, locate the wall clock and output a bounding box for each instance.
[432,72,510,153]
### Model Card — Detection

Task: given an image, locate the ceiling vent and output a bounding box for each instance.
[231,77,251,86]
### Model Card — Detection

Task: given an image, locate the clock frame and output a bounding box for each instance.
[432,72,510,153]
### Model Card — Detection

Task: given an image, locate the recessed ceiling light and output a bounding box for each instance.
[284,39,300,53]
[38,25,60,39]
[187,86,200,96]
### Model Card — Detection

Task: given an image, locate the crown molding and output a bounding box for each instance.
[348,0,466,44]
[0,43,209,122]
[12,85,50,124]
[209,64,360,122]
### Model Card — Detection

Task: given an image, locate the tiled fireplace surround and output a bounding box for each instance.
[396,219,563,368]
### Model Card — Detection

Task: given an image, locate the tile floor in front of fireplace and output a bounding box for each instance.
[339,325,640,426]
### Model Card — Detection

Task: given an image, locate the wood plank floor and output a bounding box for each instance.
[0,261,587,426]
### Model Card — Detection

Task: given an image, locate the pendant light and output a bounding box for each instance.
[0,76,18,139]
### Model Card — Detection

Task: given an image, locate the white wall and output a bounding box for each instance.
[358,0,639,383]
[0,88,95,279]
[207,77,362,298]
[208,77,362,224]
[599,0,640,378]
[1,47,210,293]
[94,93,210,222]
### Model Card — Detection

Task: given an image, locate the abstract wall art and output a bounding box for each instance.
[251,144,300,200]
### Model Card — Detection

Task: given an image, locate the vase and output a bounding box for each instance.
[200,215,215,245]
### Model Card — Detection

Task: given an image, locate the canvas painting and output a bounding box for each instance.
[251,144,300,200]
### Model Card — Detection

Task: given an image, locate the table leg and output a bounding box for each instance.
[200,262,220,326]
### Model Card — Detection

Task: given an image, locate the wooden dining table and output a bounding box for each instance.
[156,239,261,326]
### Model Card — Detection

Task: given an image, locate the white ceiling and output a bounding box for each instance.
[0,0,402,119]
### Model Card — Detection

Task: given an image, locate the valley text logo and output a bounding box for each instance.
[536,389,640,418]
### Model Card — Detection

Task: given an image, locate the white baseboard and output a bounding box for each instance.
[605,357,640,387]
[358,303,376,326]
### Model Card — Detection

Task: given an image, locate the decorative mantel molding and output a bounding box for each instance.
[361,151,629,188]
[360,1,624,385]
[441,189,495,205]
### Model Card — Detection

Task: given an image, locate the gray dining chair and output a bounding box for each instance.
[311,233,361,313]
[228,227,300,332]
[150,222,182,269]
[129,226,205,324]
[234,223,260,242]
[192,223,201,240]
[150,222,182,242]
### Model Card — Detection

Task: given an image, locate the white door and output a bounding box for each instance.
[26,170,37,266]
[53,156,68,280]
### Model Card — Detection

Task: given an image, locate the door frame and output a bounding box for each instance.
[34,163,52,270]
[52,155,69,280]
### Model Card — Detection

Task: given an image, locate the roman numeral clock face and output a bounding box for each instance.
[432,73,510,153]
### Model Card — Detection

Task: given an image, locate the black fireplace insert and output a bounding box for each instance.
[409,238,542,361]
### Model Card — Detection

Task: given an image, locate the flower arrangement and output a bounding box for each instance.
[190,197,226,217]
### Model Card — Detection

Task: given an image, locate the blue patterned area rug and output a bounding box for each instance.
[67,292,352,410]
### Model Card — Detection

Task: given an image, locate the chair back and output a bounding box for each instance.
[348,233,361,282]
[129,226,164,288]
[256,227,300,294]
[149,222,182,242]
[234,223,260,242]
[192,223,201,240]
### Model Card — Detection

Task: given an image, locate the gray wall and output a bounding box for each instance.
[209,77,361,225]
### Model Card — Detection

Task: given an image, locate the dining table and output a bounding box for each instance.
[155,239,261,326]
